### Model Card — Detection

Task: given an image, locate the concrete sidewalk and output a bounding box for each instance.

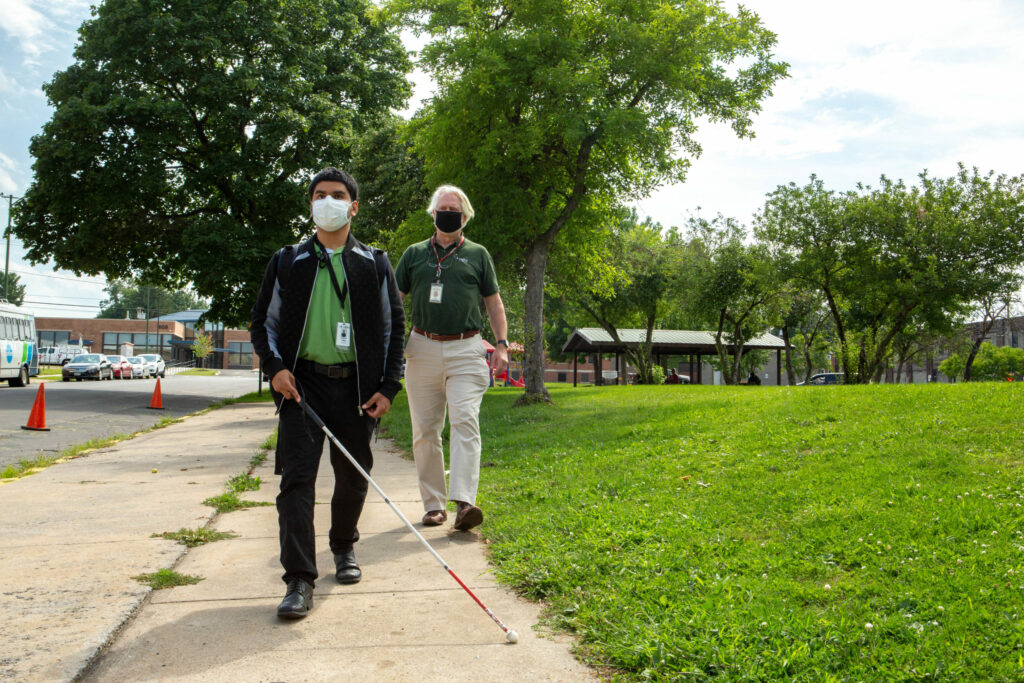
[0,402,595,682]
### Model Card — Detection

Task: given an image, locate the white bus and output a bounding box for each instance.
[0,301,39,387]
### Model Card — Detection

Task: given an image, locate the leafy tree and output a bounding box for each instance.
[938,353,967,382]
[758,167,1024,383]
[98,280,204,319]
[962,289,1020,381]
[958,342,1024,381]
[348,116,430,250]
[553,212,686,384]
[395,0,788,403]
[776,291,830,385]
[789,330,832,383]
[191,330,214,369]
[0,272,26,306]
[13,0,410,326]
[686,216,783,385]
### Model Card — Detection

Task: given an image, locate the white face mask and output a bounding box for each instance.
[312,197,351,232]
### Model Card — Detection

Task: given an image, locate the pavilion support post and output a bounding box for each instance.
[616,354,621,385]
[697,353,702,384]
[595,353,604,386]
[573,352,578,387]
[776,349,782,386]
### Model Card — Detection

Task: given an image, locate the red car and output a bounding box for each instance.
[106,355,134,379]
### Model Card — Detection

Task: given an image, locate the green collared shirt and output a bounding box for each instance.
[395,236,499,335]
[297,243,355,365]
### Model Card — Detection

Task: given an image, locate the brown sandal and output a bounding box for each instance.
[422,510,447,526]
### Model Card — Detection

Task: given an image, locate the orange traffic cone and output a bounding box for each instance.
[147,377,164,410]
[21,384,51,431]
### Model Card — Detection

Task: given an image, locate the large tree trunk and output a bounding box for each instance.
[782,326,797,387]
[963,337,984,382]
[516,241,552,405]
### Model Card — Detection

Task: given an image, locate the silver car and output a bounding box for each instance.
[138,353,166,378]
[127,356,151,379]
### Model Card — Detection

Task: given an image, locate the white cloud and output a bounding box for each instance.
[631,0,1024,225]
[0,0,92,64]
[0,0,53,59]
[0,152,19,194]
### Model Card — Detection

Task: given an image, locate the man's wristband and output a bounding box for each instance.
[496,339,509,348]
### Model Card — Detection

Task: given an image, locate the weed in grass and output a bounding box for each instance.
[260,428,277,452]
[382,384,1024,680]
[203,492,273,514]
[152,527,238,547]
[1,434,128,480]
[132,568,203,589]
[249,450,267,469]
[227,472,261,492]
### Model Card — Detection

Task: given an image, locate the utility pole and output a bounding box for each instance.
[1,193,18,301]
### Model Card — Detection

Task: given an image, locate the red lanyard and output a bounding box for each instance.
[430,235,464,281]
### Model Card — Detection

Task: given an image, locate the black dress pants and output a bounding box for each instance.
[276,365,374,585]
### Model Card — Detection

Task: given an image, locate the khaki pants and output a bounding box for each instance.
[404,332,490,511]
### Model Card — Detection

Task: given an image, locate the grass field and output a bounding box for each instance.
[382,383,1024,681]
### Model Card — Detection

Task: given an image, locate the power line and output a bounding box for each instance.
[10,267,108,285]
[24,300,102,309]
[23,293,108,301]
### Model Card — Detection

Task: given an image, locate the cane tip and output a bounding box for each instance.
[506,629,519,644]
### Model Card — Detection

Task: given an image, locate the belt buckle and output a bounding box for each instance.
[327,366,343,379]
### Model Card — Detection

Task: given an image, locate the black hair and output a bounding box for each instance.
[308,167,358,202]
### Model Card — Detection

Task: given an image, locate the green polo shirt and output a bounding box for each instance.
[297,244,355,365]
[395,236,499,335]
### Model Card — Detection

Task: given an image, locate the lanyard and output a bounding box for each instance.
[315,239,348,307]
[430,235,464,282]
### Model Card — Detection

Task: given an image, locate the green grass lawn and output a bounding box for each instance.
[382,383,1024,681]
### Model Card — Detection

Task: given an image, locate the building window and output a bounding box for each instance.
[228,341,253,369]
[38,330,71,347]
[557,372,567,382]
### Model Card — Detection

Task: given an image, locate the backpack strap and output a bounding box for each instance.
[372,248,388,287]
[277,244,297,290]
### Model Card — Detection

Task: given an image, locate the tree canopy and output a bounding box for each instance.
[0,272,26,307]
[395,0,788,401]
[14,0,410,325]
[97,280,204,320]
[757,166,1024,383]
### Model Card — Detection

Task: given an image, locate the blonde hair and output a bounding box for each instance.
[427,185,475,223]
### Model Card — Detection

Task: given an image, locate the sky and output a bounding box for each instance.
[2,0,1023,318]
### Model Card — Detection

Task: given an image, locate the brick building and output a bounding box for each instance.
[36,310,256,370]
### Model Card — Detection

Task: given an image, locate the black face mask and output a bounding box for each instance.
[434,210,463,233]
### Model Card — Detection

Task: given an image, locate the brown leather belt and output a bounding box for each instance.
[413,327,479,342]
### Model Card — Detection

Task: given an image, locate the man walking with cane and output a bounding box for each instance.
[251,167,405,619]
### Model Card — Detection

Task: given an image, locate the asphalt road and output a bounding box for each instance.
[0,371,267,469]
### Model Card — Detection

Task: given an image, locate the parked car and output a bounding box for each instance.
[138,353,166,378]
[62,354,113,381]
[126,356,150,378]
[797,372,845,386]
[106,355,134,379]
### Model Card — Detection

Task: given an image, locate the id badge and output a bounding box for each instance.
[336,322,351,348]
[429,282,444,304]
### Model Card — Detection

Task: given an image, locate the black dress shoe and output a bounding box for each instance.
[334,549,362,584]
[277,578,313,619]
